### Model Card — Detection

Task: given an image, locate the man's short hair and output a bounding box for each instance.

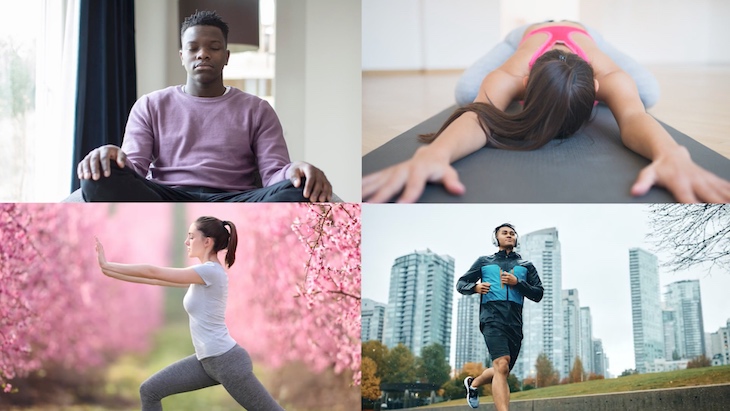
[180,10,229,45]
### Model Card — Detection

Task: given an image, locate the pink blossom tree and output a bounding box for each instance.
[0,204,167,393]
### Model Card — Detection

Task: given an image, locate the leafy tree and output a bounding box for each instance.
[361,357,381,401]
[416,343,451,386]
[535,353,559,388]
[569,357,585,383]
[0,39,35,120]
[648,204,729,273]
[522,377,536,391]
[381,344,418,383]
[362,340,389,378]
[619,369,637,377]
[687,355,711,369]
[462,362,486,378]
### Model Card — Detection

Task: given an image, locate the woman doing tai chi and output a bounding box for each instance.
[362,20,730,203]
[95,216,285,411]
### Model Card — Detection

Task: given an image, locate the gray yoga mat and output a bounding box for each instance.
[362,104,730,203]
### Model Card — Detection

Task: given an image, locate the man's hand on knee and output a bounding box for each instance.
[77,145,127,180]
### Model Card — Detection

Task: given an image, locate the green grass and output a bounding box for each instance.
[426,365,730,408]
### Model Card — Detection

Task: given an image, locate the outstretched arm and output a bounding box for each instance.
[95,238,205,286]
[600,70,730,202]
[363,69,525,203]
[100,267,189,288]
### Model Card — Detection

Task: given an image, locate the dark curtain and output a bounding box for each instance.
[72,0,137,191]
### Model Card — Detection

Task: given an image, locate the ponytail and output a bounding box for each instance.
[221,220,238,268]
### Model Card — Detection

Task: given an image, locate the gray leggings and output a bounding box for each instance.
[139,344,285,410]
[454,23,660,108]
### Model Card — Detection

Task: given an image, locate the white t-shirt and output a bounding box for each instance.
[183,261,237,359]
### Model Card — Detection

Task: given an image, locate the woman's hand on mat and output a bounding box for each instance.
[631,146,730,203]
[474,282,491,294]
[362,147,466,202]
[94,237,108,269]
[288,161,333,202]
[77,145,128,181]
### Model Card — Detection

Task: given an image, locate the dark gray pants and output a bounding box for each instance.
[81,162,308,202]
[139,345,285,410]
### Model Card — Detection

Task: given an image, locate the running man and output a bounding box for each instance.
[456,223,543,410]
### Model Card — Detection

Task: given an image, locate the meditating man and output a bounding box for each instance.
[78,10,332,202]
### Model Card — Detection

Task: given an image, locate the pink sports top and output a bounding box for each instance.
[521,26,592,67]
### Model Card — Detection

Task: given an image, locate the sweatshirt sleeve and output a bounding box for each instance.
[251,100,292,187]
[456,257,485,295]
[514,262,543,302]
[121,95,155,176]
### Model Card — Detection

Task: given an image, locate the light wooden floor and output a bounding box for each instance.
[362,65,730,159]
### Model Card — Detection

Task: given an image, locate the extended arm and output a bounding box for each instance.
[100,266,189,288]
[362,69,524,203]
[513,264,543,302]
[101,262,204,286]
[600,69,730,202]
[95,238,204,286]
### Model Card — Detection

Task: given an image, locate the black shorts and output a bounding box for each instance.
[481,325,521,371]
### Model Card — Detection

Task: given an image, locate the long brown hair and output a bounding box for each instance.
[195,216,238,268]
[422,49,596,150]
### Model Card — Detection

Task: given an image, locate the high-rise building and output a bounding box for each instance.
[513,227,563,381]
[383,249,454,360]
[708,319,730,366]
[629,248,665,373]
[664,280,705,359]
[593,338,608,377]
[562,289,581,378]
[580,306,594,374]
[662,308,680,360]
[362,298,386,342]
[455,293,486,371]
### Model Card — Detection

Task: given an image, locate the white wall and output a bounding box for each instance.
[134,0,183,96]
[362,0,500,70]
[275,0,361,202]
[580,0,730,64]
[363,0,730,70]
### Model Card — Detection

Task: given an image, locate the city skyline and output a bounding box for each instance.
[362,204,730,376]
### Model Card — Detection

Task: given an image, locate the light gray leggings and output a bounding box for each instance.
[454,23,661,108]
[139,344,285,410]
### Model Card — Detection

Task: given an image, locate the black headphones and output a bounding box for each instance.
[492,223,518,247]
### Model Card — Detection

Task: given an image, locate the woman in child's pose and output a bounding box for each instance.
[363,20,730,203]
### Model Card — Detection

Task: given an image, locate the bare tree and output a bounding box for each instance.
[647,204,729,273]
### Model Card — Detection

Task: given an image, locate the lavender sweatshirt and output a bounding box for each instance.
[121,86,292,191]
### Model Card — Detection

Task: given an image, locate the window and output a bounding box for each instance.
[1,0,78,201]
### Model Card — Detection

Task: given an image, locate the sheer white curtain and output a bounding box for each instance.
[32,0,80,201]
[0,0,78,201]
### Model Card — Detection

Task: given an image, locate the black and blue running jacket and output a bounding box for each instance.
[457,250,544,341]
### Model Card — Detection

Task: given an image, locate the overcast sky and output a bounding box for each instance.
[361,204,730,377]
